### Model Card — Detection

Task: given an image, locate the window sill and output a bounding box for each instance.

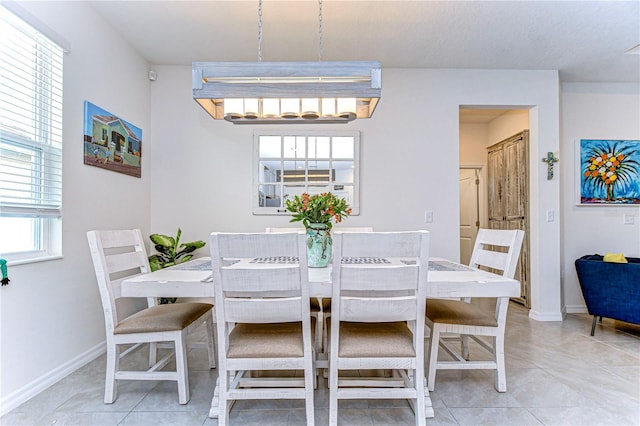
[4,255,63,266]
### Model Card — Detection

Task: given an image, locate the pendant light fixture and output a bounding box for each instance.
[192,0,381,124]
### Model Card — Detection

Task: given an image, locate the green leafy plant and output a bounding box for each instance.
[148,228,206,304]
[148,228,206,272]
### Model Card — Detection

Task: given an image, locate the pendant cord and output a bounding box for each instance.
[258,0,263,62]
[318,0,323,61]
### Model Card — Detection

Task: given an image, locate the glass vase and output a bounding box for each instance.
[306,223,332,268]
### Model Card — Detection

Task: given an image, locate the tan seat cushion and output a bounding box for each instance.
[227,321,315,358]
[426,299,497,327]
[114,302,213,335]
[338,321,415,358]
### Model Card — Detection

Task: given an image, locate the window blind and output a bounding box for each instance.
[0,6,63,219]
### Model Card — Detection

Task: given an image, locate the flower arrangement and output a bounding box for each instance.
[582,141,639,202]
[285,192,352,230]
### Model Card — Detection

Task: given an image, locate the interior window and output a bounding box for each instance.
[253,131,360,215]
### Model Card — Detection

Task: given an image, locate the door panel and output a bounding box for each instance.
[459,168,480,265]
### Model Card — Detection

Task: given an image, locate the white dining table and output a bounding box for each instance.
[122,256,520,300]
[121,256,519,419]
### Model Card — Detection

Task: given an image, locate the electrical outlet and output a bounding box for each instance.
[623,214,635,225]
[424,210,433,223]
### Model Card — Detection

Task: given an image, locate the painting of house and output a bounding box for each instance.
[83,101,142,178]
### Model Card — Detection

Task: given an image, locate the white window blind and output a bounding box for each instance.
[0,6,63,259]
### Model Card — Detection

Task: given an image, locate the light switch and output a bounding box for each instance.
[546,210,554,222]
[424,210,433,223]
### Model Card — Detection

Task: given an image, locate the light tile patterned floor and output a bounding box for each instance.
[2,303,639,425]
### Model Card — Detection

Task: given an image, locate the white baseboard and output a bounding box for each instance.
[0,341,106,417]
[565,304,588,314]
[528,309,565,321]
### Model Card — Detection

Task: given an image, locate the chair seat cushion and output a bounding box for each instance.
[228,321,314,358]
[338,321,415,358]
[114,302,213,335]
[426,299,497,327]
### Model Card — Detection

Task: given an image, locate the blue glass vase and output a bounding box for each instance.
[306,223,332,268]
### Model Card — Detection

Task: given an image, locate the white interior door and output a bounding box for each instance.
[459,168,480,265]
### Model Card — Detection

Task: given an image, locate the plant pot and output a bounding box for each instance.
[306,223,332,268]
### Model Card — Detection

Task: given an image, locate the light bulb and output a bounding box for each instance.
[280,98,300,119]
[224,98,243,120]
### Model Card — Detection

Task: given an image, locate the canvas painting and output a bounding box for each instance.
[83,101,142,178]
[578,139,640,205]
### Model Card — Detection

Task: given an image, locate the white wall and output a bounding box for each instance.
[150,67,562,322]
[561,82,640,312]
[487,110,530,145]
[0,1,151,412]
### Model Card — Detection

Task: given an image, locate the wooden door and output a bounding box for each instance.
[487,147,504,229]
[459,168,480,265]
[487,131,530,307]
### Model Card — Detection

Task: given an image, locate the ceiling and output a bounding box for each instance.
[87,0,640,83]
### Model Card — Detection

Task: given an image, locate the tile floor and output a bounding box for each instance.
[2,303,639,425]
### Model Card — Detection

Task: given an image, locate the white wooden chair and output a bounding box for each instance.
[425,228,524,392]
[265,226,373,355]
[328,231,431,426]
[87,229,215,404]
[210,232,315,426]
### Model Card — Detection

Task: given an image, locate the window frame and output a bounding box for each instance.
[0,4,64,264]
[252,130,361,216]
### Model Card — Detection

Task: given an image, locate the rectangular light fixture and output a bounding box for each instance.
[192,61,381,124]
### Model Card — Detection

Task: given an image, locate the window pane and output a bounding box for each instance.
[332,137,354,159]
[283,185,305,204]
[332,161,355,183]
[258,184,281,207]
[259,136,281,158]
[0,217,38,253]
[283,136,305,158]
[308,137,330,158]
[259,160,280,183]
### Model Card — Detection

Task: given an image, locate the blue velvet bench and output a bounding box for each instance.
[575,254,640,335]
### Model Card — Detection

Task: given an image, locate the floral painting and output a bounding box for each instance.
[83,101,142,178]
[578,139,640,205]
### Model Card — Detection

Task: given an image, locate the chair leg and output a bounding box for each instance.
[205,317,216,369]
[461,334,470,360]
[104,344,119,404]
[591,315,597,336]
[493,335,507,392]
[304,361,315,426]
[148,342,158,367]
[414,364,426,425]
[175,334,190,404]
[218,373,230,426]
[314,311,324,354]
[426,325,440,392]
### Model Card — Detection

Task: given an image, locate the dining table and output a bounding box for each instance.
[121,256,520,419]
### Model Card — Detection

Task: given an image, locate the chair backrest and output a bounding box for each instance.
[331,231,430,324]
[266,226,373,233]
[210,232,310,325]
[265,227,304,233]
[87,229,151,334]
[469,228,525,279]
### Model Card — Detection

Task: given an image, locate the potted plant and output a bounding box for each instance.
[285,192,351,267]
[148,228,206,303]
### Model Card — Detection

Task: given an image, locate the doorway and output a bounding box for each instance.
[459,107,531,307]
